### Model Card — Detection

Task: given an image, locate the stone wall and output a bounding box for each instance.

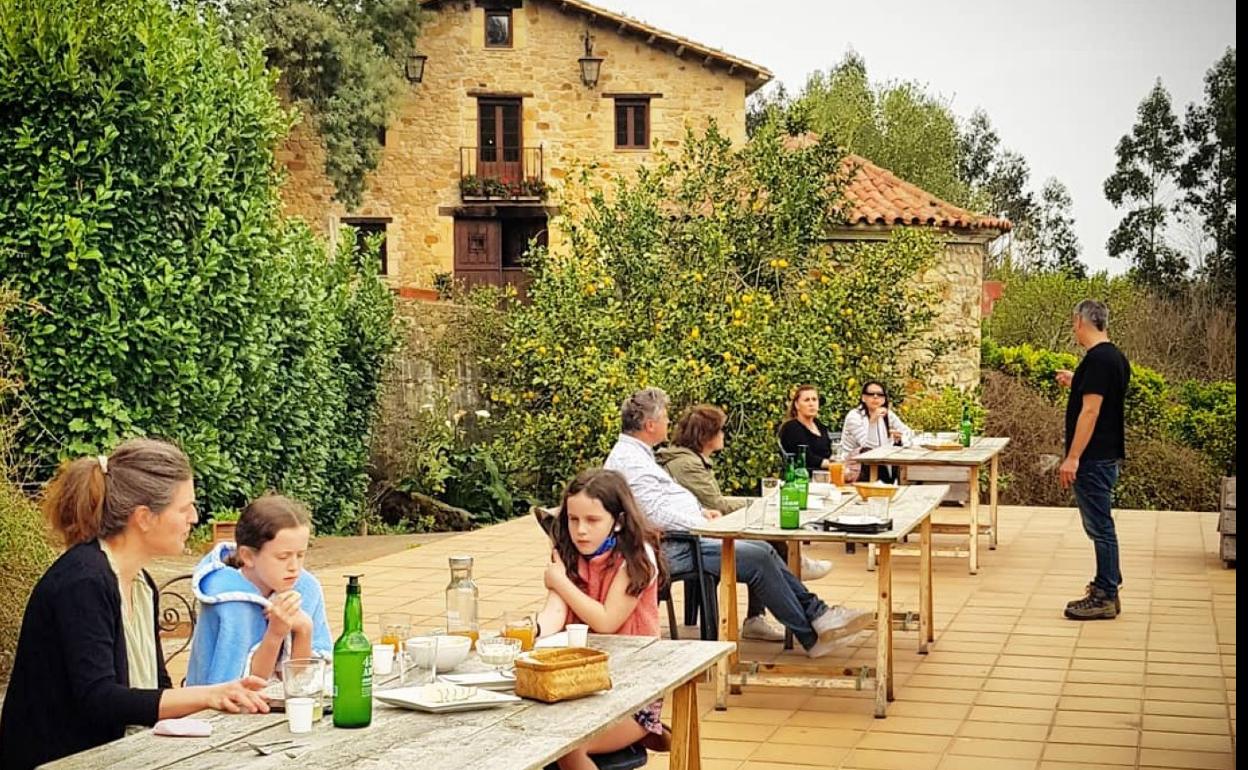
[903,238,985,391]
[277,0,752,289]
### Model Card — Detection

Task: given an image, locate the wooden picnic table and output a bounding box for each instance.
[690,484,946,718]
[43,635,733,770]
[855,436,1010,574]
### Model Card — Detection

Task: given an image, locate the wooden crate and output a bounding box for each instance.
[1219,477,1235,568]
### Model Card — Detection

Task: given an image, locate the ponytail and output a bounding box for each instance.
[41,457,108,547]
[41,438,193,547]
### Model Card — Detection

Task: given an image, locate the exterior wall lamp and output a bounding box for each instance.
[405,53,427,83]
[577,30,603,88]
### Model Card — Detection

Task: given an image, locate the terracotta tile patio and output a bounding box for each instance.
[173,504,1235,769]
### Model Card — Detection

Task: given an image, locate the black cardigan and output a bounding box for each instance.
[778,418,834,472]
[0,540,171,770]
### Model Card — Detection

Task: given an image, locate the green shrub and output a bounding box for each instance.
[474,124,949,502]
[0,0,395,532]
[980,371,1218,511]
[896,386,987,435]
[983,339,1235,481]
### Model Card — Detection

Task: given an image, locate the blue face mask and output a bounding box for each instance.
[589,533,618,557]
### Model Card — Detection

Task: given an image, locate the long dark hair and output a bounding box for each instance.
[554,469,666,597]
[857,379,892,433]
[226,494,313,568]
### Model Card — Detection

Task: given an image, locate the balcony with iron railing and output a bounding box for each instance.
[459,146,548,202]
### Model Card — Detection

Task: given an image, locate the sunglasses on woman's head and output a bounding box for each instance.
[864,391,886,397]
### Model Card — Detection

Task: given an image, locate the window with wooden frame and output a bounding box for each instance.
[485,9,512,48]
[341,217,390,276]
[614,98,649,149]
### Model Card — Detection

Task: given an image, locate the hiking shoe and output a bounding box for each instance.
[812,605,872,642]
[741,615,786,641]
[1064,586,1118,620]
[801,555,833,581]
[1067,583,1121,615]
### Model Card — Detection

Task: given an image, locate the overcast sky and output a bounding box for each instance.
[594,0,1236,274]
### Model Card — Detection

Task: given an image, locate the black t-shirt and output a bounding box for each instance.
[1065,341,1131,461]
[779,419,833,471]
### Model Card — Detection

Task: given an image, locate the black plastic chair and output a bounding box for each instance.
[658,531,718,641]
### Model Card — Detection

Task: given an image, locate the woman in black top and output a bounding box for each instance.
[778,384,837,472]
[0,439,269,770]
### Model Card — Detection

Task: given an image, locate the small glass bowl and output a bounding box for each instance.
[476,636,522,668]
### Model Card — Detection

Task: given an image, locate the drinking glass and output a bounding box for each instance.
[502,612,536,651]
[812,470,830,485]
[867,496,891,520]
[477,636,522,669]
[377,612,412,655]
[760,477,781,497]
[398,637,438,687]
[282,657,327,724]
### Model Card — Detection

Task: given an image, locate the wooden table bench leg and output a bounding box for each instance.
[989,455,1000,550]
[671,678,702,770]
[918,516,932,654]
[716,538,738,709]
[967,465,980,575]
[782,541,802,650]
[875,543,892,717]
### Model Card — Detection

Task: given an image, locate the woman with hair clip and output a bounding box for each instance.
[0,438,269,770]
[840,380,914,484]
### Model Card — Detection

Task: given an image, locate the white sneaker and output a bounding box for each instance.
[801,555,833,581]
[741,615,786,642]
[805,628,870,658]
[812,606,872,643]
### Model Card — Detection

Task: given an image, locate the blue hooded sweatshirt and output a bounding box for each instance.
[185,542,332,686]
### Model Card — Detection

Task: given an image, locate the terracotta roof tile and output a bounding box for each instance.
[839,154,1012,232]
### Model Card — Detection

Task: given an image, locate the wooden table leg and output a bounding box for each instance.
[989,455,1000,550]
[671,678,702,770]
[716,538,738,709]
[918,516,933,654]
[869,464,878,482]
[875,543,892,717]
[784,540,801,650]
[967,465,979,575]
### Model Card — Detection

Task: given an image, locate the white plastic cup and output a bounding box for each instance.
[566,623,589,647]
[287,697,314,734]
[371,643,395,675]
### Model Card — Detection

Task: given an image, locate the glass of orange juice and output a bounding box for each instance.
[502,612,536,651]
[377,613,412,654]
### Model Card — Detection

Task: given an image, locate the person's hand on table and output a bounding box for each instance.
[208,676,270,713]
[702,509,723,520]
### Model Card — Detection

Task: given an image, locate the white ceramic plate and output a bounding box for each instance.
[832,514,888,527]
[533,631,568,649]
[437,670,516,691]
[374,684,521,713]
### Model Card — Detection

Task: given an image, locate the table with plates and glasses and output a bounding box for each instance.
[691,483,947,718]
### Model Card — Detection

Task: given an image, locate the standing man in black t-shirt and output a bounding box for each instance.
[1056,299,1131,620]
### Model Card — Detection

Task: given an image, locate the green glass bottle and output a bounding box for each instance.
[332,574,373,728]
[793,445,810,509]
[959,404,973,448]
[779,477,802,529]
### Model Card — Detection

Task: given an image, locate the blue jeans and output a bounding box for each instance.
[1072,458,1122,599]
[663,538,828,649]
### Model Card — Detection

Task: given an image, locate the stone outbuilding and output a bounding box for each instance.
[832,154,1012,390]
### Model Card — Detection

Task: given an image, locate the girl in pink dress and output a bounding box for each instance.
[535,468,668,770]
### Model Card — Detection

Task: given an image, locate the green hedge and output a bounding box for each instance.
[983,339,1235,474]
[0,0,394,531]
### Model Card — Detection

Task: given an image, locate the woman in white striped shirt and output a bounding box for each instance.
[840,380,914,483]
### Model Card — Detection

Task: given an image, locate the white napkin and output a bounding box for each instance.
[152,718,212,737]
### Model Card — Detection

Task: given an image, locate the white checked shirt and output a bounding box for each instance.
[604,434,705,532]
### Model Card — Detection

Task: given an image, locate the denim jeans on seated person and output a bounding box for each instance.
[662,538,828,650]
[1072,458,1122,599]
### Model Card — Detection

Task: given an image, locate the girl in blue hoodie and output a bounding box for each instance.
[186,495,332,685]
